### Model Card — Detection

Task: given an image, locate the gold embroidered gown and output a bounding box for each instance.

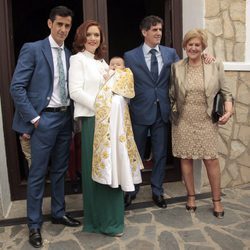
[92,68,143,191]
[172,64,218,159]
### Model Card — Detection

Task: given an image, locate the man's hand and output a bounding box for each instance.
[21,133,30,140]
[34,119,40,128]
[203,52,215,64]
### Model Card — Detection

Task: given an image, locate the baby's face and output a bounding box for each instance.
[109,58,125,70]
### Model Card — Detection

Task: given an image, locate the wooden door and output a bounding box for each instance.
[83,0,183,183]
[1,0,182,200]
[0,0,84,200]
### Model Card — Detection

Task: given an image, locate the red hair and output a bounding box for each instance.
[72,20,106,59]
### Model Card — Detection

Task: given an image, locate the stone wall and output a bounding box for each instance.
[205,0,246,61]
[218,71,250,188]
[202,0,250,188]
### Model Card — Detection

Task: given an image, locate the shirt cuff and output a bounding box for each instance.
[31,116,40,124]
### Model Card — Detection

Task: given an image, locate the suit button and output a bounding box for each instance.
[154,101,157,104]
[47,97,50,100]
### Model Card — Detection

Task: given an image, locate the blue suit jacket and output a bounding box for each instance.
[124,45,179,125]
[10,38,71,134]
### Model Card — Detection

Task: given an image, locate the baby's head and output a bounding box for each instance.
[109,57,125,70]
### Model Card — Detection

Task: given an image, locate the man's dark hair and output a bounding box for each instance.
[139,15,163,31]
[49,6,74,22]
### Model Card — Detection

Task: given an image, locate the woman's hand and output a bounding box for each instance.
[103,73,109,81]
[218,111,232,125]
[219,101,233,124]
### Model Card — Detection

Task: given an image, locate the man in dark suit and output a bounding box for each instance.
[10,6,80,248]
[124,15,179,208]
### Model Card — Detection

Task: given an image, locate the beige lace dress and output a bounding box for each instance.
[172,63,218,159]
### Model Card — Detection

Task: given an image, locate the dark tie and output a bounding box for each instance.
[56,48,67,105]
[150,49,158,82]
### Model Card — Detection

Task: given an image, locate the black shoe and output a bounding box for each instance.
[213,210,224,218]
[212,199,224,219]
[124,194,136,208]
[29,228,42,248]
[152,194,167,208]
[186,194,197,212]
[51,214,81,227]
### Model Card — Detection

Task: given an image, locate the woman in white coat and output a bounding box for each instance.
[69,20,124,236]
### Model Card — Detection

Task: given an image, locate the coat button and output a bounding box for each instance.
[47,97,50,100]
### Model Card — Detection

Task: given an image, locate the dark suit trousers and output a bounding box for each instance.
[27,110,72,229]
[131,105,168,196]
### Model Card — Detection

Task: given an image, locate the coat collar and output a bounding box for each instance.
[177,57,212,91]
[41,37,71,76]
[203,60,212,91]
[137,45,154,81]
[42,38,54,77]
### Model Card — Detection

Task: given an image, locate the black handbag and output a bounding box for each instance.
[212,92,224,123]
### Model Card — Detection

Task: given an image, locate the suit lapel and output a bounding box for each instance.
[136,46,155,83]
[176,59,187,94]
[160,46,170,66]
[42,38,54,77]
[158,46,173,83]
[203,62,212,91]
[64,48,71,70]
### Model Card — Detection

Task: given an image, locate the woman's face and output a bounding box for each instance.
[185,37,203,61]
[85,25,101,54]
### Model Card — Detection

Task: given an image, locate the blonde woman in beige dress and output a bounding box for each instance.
[169,29,233,218]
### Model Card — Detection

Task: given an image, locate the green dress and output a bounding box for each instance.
[81,117,124,235]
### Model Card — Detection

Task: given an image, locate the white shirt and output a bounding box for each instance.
[142,43,163,74]
[48,35,70,107]
[30,36,69,124]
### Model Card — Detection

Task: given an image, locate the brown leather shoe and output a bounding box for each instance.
[29,228,42,248]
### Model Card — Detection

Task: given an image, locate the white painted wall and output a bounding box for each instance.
[182,0,205,37]
[0,99,11,217]
[245,0,250,62]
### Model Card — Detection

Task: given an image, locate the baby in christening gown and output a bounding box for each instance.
[92,57,143,192]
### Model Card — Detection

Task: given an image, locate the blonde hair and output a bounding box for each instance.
[182,28,208,50]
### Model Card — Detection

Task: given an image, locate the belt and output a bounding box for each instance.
[43,106,69,112]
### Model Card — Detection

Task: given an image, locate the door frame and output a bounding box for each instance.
[0,0,182,200]
[83,0,183,183]
[0,0,21,200]
[83,0,183,59]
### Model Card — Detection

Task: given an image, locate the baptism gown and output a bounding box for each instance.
[92,68,143,191]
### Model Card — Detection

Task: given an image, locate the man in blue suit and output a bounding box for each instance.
[10,6,80,248]
[124,15,179,208]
